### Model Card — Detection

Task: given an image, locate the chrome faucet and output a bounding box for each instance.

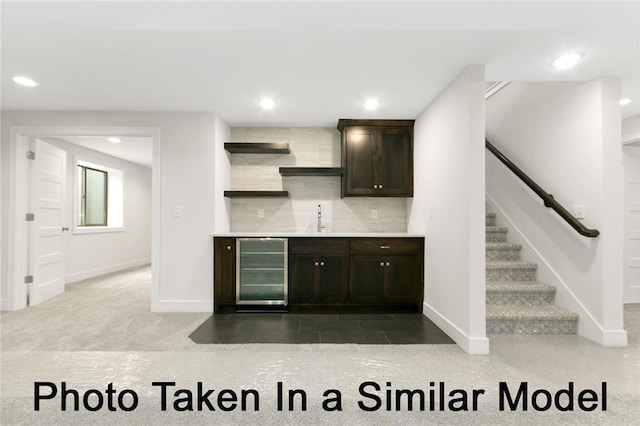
[317,204,325,233]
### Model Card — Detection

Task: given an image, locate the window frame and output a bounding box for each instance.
[78,164,109,227]
[73,156,125,235]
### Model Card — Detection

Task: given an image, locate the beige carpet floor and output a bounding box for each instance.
[1,266,639,425]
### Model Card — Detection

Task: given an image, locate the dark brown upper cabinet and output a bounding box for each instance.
[337,119,414,197]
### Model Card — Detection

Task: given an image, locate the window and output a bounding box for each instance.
[74,158,124,233]
[77,165,108,226]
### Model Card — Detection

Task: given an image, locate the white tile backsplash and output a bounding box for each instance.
[228,127,407,233]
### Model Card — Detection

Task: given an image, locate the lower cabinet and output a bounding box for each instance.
[289,255,348,304]
[289,238,349,306]
[289,237,423,312]
[215,236,424,313]
[214,237,236,313]
[349,238,422,311]
[350,255,418,303]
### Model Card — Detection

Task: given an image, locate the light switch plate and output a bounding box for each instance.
[371,209,378,219]
[572,205,585,219]
[173,205,183,218]
[258,209,264,218]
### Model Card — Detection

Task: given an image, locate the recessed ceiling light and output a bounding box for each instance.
[107,137,121,144]
[619,98,632,106]
[259,98,276,110]
[363,99,380,111]
[553,53,583,70]
[12,76,38,87]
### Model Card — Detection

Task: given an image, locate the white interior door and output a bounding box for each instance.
[623,145,640,303]
[28,138,67,305]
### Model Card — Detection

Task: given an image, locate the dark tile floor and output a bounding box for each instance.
[189,313,455,344]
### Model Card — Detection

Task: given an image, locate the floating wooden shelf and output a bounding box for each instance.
[224,190,289,198]
[279,167,343,176]
[224,143,290,154]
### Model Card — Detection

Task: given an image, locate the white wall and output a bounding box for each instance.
[41,137,151,283]
[214,115,231,233]
[486,80,627,346]
[1,111,219,312]
[407,65,488,355]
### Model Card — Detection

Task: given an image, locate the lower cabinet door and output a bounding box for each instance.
[289,255,316,303]
[290,255,348,304]
[350,255,419,305]
[316,256,348,303]
[350,256,385,302]
[384,256,417,303]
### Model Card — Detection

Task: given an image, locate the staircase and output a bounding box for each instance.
[485,212,579,334]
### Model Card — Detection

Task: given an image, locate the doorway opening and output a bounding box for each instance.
[6,125,160,311]
[623,142,640,303]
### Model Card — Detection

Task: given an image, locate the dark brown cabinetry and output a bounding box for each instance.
[338,119,414,197]
[349,238,423,311]
[214,237,236,312]
[214,236,424,313]
[289,239,348,305]
[350,256,418,303]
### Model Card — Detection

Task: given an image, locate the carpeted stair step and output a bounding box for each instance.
[484,210,579,336]
[486,212,496,227]
[486,281,556,305]
[486,261,537,281]
[486,226,508,242]
[486,304,579,334]
[486,242,522,261]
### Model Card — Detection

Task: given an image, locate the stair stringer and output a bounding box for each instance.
[486,193,626,346]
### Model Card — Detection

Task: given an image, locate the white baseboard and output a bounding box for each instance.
[423,302,490,355]
[65,258,151,284]
[151,299,213,313]
[577,317,629,347]
[0,298,11,311]
[600,329,628,347]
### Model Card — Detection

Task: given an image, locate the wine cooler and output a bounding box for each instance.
[236,238,288,305]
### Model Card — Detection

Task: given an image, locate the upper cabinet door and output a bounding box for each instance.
[339,119,414,197]
[344,127,377,195]
[378,127,413,196]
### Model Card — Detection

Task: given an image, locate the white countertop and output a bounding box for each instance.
[212,232,424,238]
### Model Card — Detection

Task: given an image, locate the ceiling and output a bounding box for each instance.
[58,136,153,168]
[2,1,639,129]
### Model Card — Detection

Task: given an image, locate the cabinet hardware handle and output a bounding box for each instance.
[380,245,390,249]
[226,245,232,250]
[314,261,319,266]
[373,184,378,189]
[379,185,382,189]
[380,262,385,266]
[320,261,325,266]
[386,262,390,266]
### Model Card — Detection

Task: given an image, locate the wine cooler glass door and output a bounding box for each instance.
[236,238,288,305]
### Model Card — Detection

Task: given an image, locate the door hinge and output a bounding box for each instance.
[26,151,36,160]
[24,275,33,284]
[25,213,35,221]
